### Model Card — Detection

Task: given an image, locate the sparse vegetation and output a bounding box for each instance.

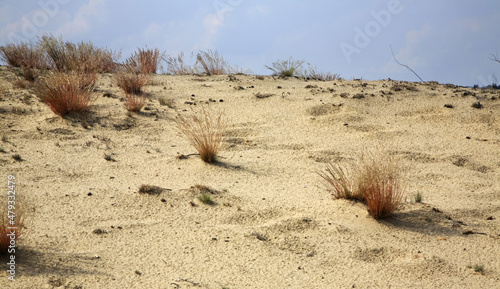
[34,71,97,116]
[319,152,405,219]
[265,56,305,77]
[104,154,116,162]
[12,154,22,161]
[175,106,227,163]
[159,96,175,108]
[138,185,164,195]
[198,194,215,205]
[301,63,341,81]
[195,50,231,75]
[1,135,7,142]
[0,148,6,153]
[39,34,118,73]
[0,194,26,254]
[255,92,274,99]
[166,52,193,75]
[115,71,149,95]
[415,192,423,203]
[125,47,165,74]
[124,93,146,112]
[474,264,484,274]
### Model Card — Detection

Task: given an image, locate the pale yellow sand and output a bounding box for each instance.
[0,67,499,288]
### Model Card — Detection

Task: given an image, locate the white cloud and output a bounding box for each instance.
[56,0,106,37]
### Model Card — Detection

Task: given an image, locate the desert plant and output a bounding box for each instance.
[0,42,49,81]
[34,71,97,116]
[265,56,305,77]
[318,163,362,201]
[115,71,149,95]
[301,63,341,81]
[320,152,405,219]
[474,264,484,274]
[39,34,119,73]
[125,47,165,74]
[0,192,26,254]
[12,154,22,161]
[124,93,146,112]
[195,50,230,75]
[166,52,193,75]
[159,96,175,108]
[175,106,227,163]
[414,192,423,203]
[356,153,405,219]
[198,194,215,205]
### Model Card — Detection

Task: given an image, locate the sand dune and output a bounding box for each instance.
[0,67,499,288]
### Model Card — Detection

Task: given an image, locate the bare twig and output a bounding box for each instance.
[489,53,500,64]
[390,45,424,83]
[177,278,201,286]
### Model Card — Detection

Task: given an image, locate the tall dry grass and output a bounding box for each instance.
[195,50,231,75]
[124,93,146,112]
[265,57,305,77]
[115,71,149,95]
[166,52,194,75]
[175,106,227,163]
[34,71,97,116]
[319,152,405,219]
[39,34,119,73]
[0,42,50,81]
[126,47,165,74]
[0,192,27,254]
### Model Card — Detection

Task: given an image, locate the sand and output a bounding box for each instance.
[0,66,499,288]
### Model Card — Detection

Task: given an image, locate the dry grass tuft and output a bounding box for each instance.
[319,152,405,219]
[318,163,362,201]
[0,42,49,81]
[265,57,305,77]
[39,34,119,73]
[357,153,405,219]
[124,93,146,112]
[195,50,231,75]
[0,190,27,254]
[166,52,194,75]
[126,47,165,74]
[34,71,97,116]
[115,71,149,95]
[175,106,227,163]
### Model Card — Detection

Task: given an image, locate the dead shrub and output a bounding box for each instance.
[124,93,146,112]
[166,52,194,75]
[115,71,149,95]
[0,42,49,81]
[195,50,231,75]
[34,71,97,116]
[0,189,27,254]
[126,47,165,74]
[175,106,227,163]
[319,152,405,219]
[39,34,119,73]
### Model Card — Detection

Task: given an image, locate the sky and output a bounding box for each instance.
[1,0,500,86]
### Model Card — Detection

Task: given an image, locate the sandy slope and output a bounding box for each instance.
[0,66,499,288]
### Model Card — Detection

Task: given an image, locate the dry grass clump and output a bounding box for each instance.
[0,42,50,81]
[124,93,146,112]
[319,152,405,219]
[265,56,305,77]
[0,193,27,254]
[302,64,341,81]
[34,71,97,116]
[175,106,227,163]
[166,52,194,75]
[195,50,231,75]
[126,47,165,74]
[39,34,119,73]
[115,71,149,95]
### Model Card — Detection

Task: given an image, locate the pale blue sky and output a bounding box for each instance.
[1,0,499,86]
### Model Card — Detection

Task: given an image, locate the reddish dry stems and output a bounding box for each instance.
[175,106,226,163]
[34,71,97,116]
[126,47,165,74]
[0,201,25,254]
[115,71,149,95]
[320,153,405,219]
[124,93,146,112]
